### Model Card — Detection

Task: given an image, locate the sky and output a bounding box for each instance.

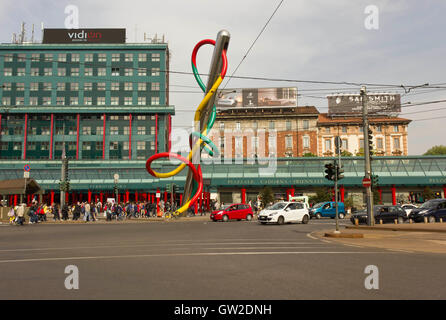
[1,0,446,155]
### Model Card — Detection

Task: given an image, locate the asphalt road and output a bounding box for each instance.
[0,218,445,299]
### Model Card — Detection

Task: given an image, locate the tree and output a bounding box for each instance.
[422,187,435,201]
[423,145,446,155]
[259,186,274,208]
[341,150,353,157]
[355,148,364,157]
[309,188,332,206]
[343,197,354,209]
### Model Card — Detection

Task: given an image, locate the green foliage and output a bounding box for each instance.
[259,186,274,208]
[423,145,446,155]
[302,152,317,157]
[355,148,364,156]
[309,188,333,206]
[343,197,354,208]
[422,186,435,201]
[341,150,353,157]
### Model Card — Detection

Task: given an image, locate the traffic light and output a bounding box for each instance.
[62,158,69,181]
[65,181,70,192]
[371,174,379,187]
[336,164,344,180]
[368,129,374,156]
[113,185,118,194]
[324,163,335,181]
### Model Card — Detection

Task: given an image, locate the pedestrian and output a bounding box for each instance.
[106,203,112,221]
[8,206,15,224]
[53,203,60,221]
[73,202,81,220]
[16,203,25,225]
[84,202,91,222]
[61,204,69,221]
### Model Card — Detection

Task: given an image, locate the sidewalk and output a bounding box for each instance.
[313,222,446,254]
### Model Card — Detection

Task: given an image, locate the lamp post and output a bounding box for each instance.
[114,173,119,203]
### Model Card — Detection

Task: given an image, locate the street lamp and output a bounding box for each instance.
[114,173,119,203]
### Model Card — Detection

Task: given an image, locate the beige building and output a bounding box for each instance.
[317,113,411,156]
[207,106,320,158]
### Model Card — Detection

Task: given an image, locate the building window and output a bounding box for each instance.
[13,142,22,151]
[359,126,364,133]
[123,141,129,151]
[84,82,92,91]
[325,139,332,151]
[124,82,133,91]
[376,125,382,132]
[70,97,78,105]
[138,97,146,105]
[342,139,348,150]
[303,120,309,130]
[97,97,106,106]
[40,127,50,135]
[109,142,119,151]
[71,68,79,76]
[342,126,347,133]
[30,97,38,105]
[44,68,52,76]
[2,83,11,91]
[377,138,384,149]
[44,83,52,91]
[57,68,66,76]
[124,97,132,105]
[137,115,146,120]
[82,142,91,150]
[3,68,12,76]
[268,136,277,152]
[111,67,120,76]
[57,83,66,91]
[137,126,146,135]
[98,68,106,76]
[393,137,401,149]
[56,97,65,106]
[27,142,36,151]
[137,141,145,150]
[151,126,156,135]
[98,53,107,62]
[303,136,310,148]
[326,127,331,133]
[95,126,103,135]
[84,68,93,76]
[359,139,364,149]
[84,97,92,105]
[125,68,133,76]
[285,136,293,149]
[58,54,66,62]
[29,83,38,91]
[85,54,93,62]
[151,97,160,105]
[138,68,147,76]
[96,141,103,151]
[97,82,106,91]
[44,54,52,62]
[110,127,119,135]
[236,122,241,130]
[42,97,51,105]
[17,68,25,76]
[111,82,119,91]
[123,126,130,135]
[138,53,147,62]
[286,120,292,131]
[16,97,24,105]
[4,54,13,62]
[152,53,160,62]
[41,142,49,151]
[16,83,25,91]
[71,53,80,62]
[138,83,146,91]
[17,54,26,61]
[2,97,11,105]
[112,54,120,62]
[111,97,119,105]
[269,121,275,129]
[125,53,133,62]
[151,82,160,91]
[393,125,399,132]
[151,68,160,76]
[31,68,39,76]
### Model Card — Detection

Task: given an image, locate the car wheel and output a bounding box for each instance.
[397,217,404,224]
[316,213,321,219]
[222,215,229,222]
[428,216,436,223]
[302,215,309,224]
[246,214,253,221]
[277,216,285,225]
[260,222,267,225]
[339,213,345,219]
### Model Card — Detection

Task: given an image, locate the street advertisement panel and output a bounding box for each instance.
[327,93,401,116]
[216,87,297,110]
[43,28,126,44]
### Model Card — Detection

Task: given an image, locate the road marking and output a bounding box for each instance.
[0,251,393,264]
[386,248,413,253]
[306,233,318,240]
[0,242,318,252]
[342,244,363,248]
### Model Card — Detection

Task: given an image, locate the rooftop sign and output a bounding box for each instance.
[327,93,401,116]
[43,28,126,44]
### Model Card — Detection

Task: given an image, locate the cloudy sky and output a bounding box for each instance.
[2,0,445,155]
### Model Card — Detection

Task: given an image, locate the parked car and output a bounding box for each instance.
[210,204,253,222]
[350,205,408,225]
[258,201,310,225]
[401,204,418,217]
[309,201,345,219]
[408,199,446,223]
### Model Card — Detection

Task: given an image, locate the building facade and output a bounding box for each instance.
[317,113,411,157]
[208,106,319,158]
[0,42,173,161]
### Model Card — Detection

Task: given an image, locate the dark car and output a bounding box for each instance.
[408,199,446,223]
[350,205,407,225]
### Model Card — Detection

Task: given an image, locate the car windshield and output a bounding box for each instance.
[313,203,325,209]
[266,202,287,210]
[420,201,439,209]
[221,205,230,210]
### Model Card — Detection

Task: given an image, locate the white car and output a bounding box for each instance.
[258,201,310,225]
[401,204,418,217]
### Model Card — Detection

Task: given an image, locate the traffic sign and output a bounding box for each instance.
[24,164,30,172]
[23,171,30,178]
[362,177,371,188]
[156,192,161,198]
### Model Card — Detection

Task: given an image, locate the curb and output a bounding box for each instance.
[324,232,364,238]
[346,225,446,233]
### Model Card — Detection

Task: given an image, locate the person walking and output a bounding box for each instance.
[84,202,91,222]
[16,203,25,226]
[61,204,69,221]
[52,203,60,221]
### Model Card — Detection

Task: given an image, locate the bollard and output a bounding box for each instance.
[379,219,383,225]
[409,219,413,224]
[440,218,443,224]
[424,216,428,224]
[394,219,398,224]
[354,218,359,226]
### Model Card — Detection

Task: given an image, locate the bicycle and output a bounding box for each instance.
[164,211,180,220]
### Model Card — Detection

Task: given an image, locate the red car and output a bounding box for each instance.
[211,204,254,222]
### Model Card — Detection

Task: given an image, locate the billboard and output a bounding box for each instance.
[216,87,297,110]
[43,28,126,44]
[327,93,401,116]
